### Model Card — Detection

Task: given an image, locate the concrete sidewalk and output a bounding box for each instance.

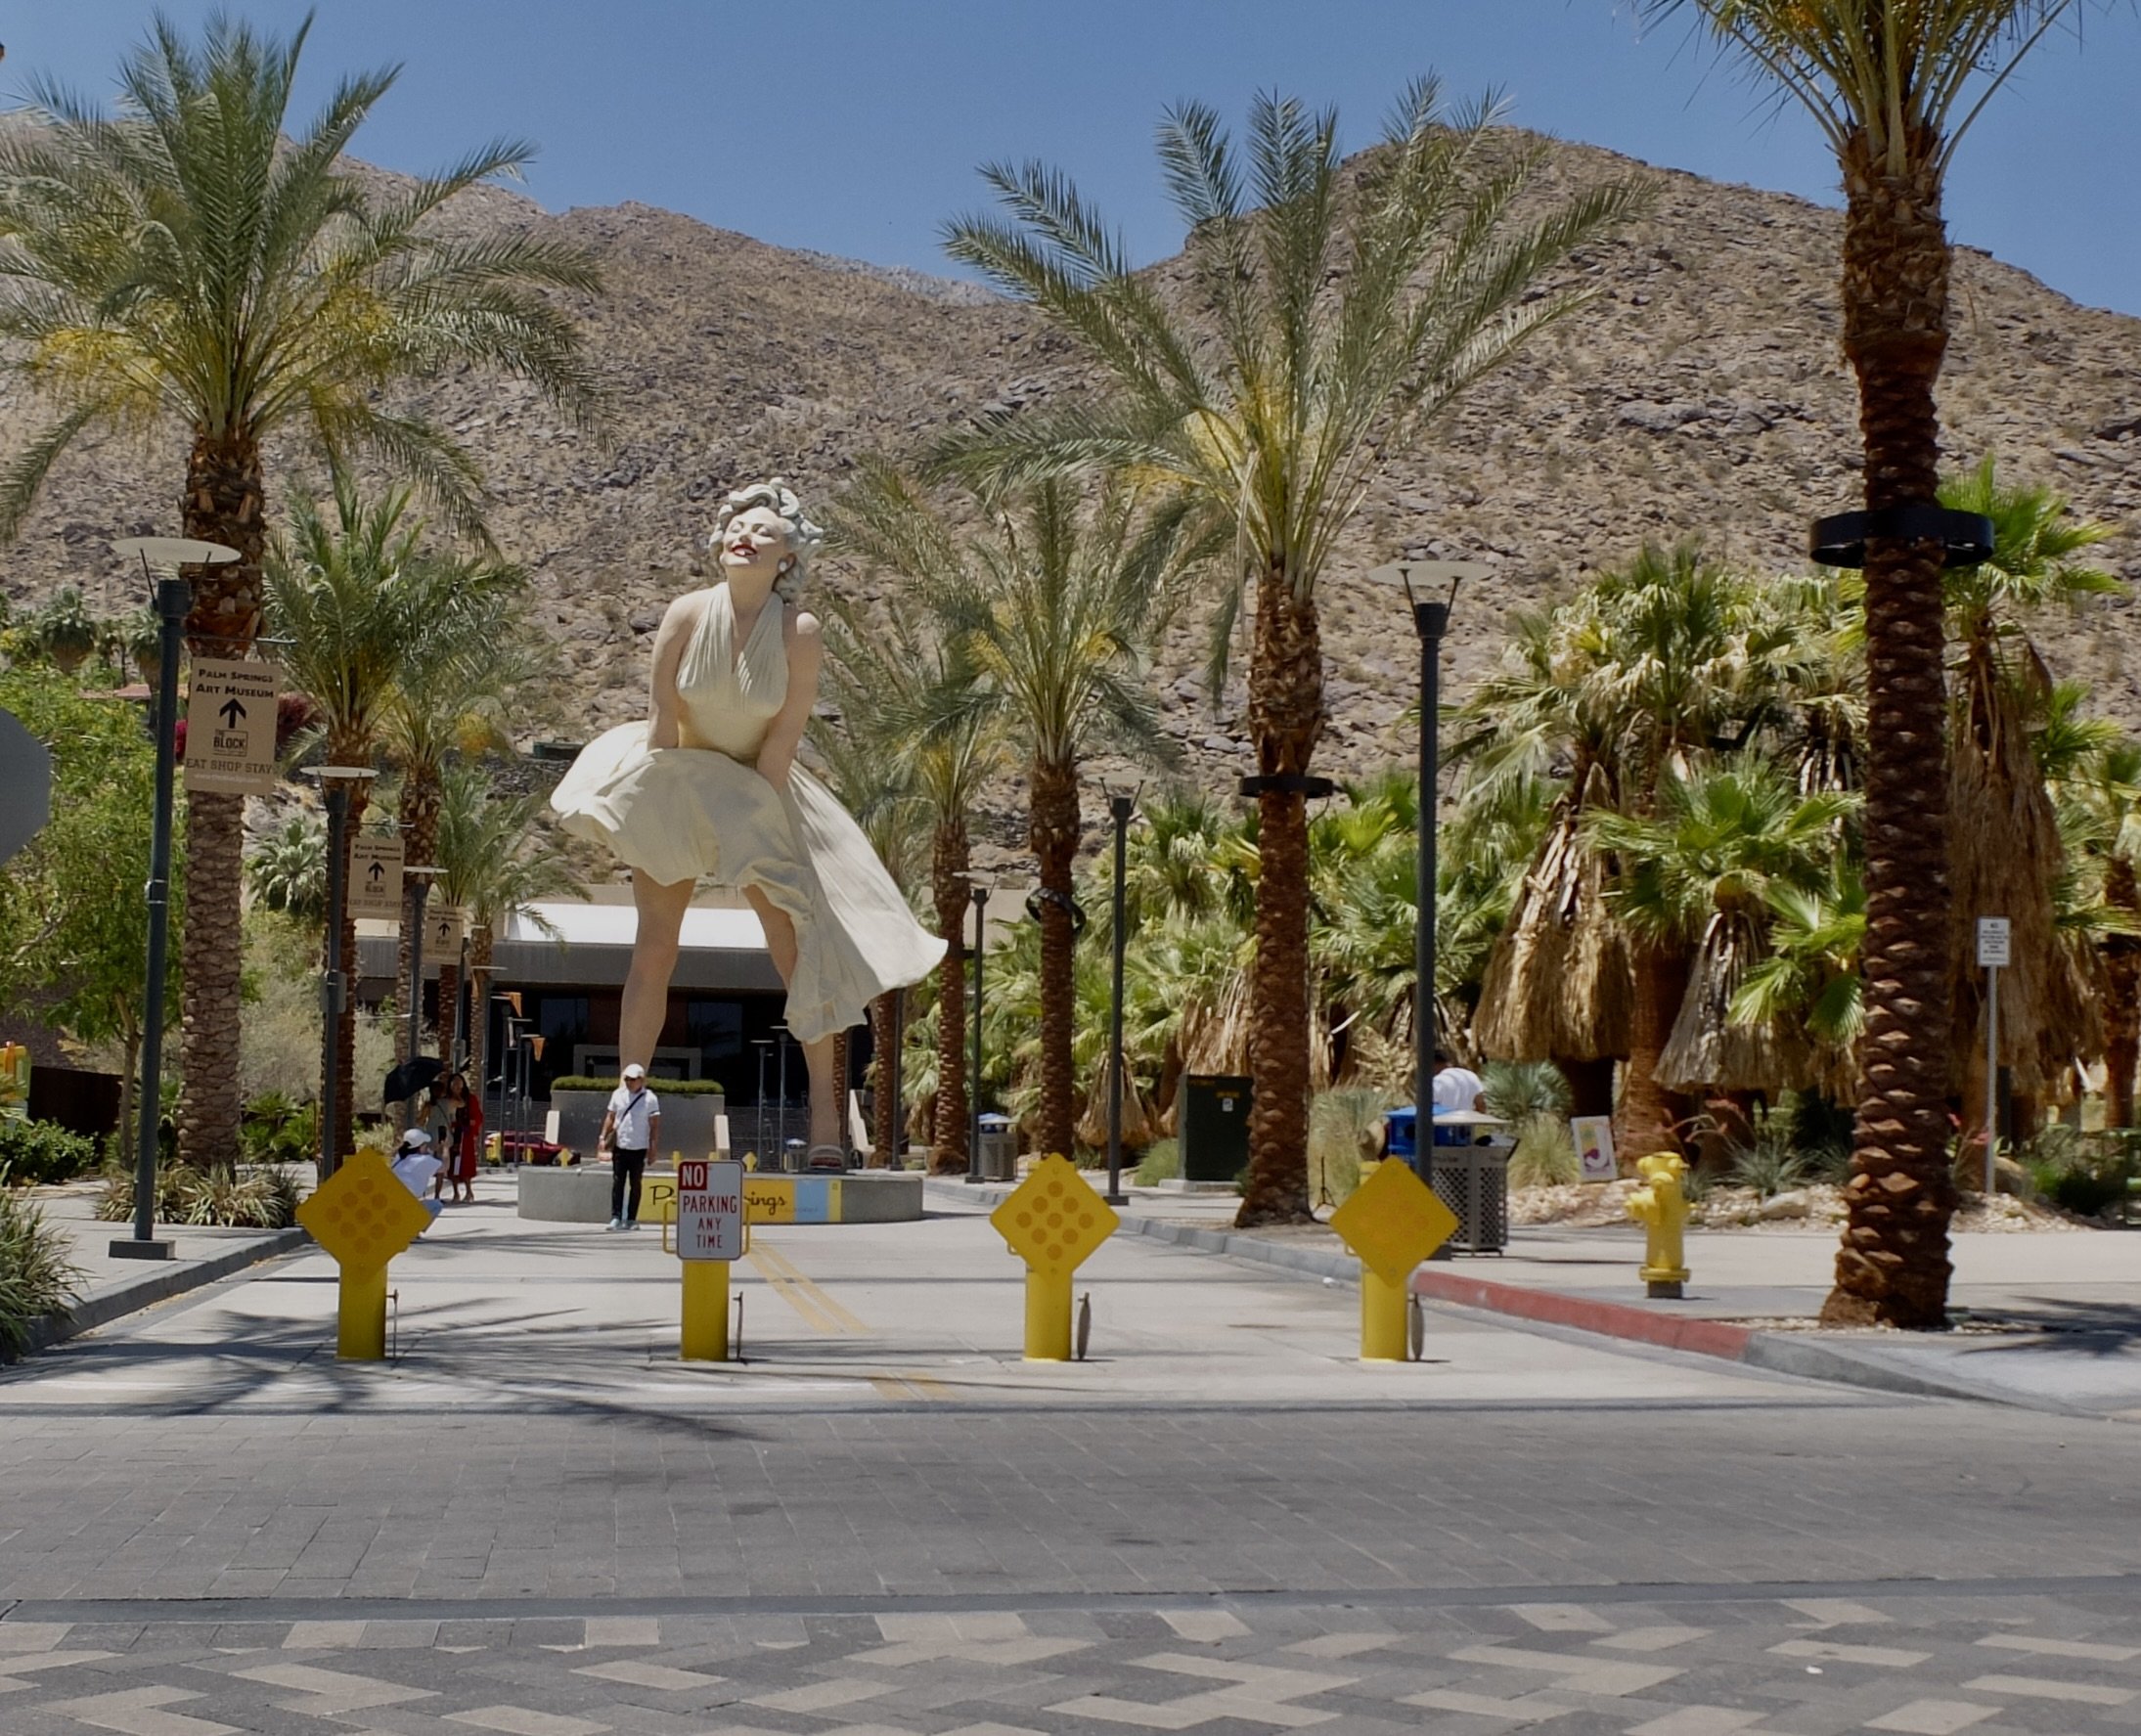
[15,1180,307,1356]
[929,1175,2141,1419]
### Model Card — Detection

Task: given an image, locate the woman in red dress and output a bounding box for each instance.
[444,1072,483,1202]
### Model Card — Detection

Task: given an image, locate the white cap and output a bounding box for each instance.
[398,1128,433,1151]
[622,1062,646,1079]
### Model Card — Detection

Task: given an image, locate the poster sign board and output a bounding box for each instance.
[1572,1114,1618,1183]
[1977,916,2011,969]
[183,658,280,796]
[676,1159,743,1261]
[426,904,466,952]
[349,833,405,919]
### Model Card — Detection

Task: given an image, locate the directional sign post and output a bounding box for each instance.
[1978,916,2011,1196]
[0,708,52,867]
[348,834,405,920]
[676,1157,743,1360]
[182,658,280,796]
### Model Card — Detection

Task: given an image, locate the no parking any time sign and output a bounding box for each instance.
[676,1159,743,1262]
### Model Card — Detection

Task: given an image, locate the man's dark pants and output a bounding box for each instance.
[611,1148,647,1221]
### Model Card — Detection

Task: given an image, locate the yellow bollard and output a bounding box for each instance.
[681,1258,731,1360]
[1023,1265,1075,1361]
[990,1155,1119,1364]
[1359,1268,1410,1362]
[1627,1152,1692,1298]
[337,1265,388,1360]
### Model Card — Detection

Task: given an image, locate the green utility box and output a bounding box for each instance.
[1181,1074,1251,1182]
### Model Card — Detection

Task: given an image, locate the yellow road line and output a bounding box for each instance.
[747,1240,871,1335]
[895,1369,954,1401]
[744,1247,841,1334]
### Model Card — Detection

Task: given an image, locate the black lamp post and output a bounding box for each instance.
[962,872,995,1183]
[401,865,441,1124]
[1104,788,1137,1204]
[108,536,239,1260]
[1370,558,1488,1179]
[308,765,370,1180]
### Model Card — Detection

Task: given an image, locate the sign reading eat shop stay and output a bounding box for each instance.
[675,1159,743,1262]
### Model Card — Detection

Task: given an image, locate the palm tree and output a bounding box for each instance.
[0,14,601,1166]
[1935,460,2118,1126]
[1647,1,2080,1324]
[824,477,1009,1173]
[836,467,1196,1162]
[378,572,549,1063]
[245,806,330,927]
[433,764,585,1106]
[266,478,469,1156]
[941,82,1647,1224]
[1588,757,1857,1101]
[2059,736,2141,1125]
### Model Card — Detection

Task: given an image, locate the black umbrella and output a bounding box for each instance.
[382,1055,445,1105]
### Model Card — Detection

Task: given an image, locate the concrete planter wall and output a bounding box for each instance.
[548,1089,725,1159]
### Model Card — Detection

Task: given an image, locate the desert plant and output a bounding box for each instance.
[2022,1125,2135,1219]
[1309,1088,1387,1208]
[1134,1136,1181,1187]
[0,1117,101,1186]
[96,1160,299,1229]
[1726,1114,1813,1199]
[0,1166,82,1359]
[1483,1060,1580,1189]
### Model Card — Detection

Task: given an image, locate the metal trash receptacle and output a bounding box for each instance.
[1182,1074,1251,1182]
[1429,1142,1511,1254]
[976,1112,1017,1182]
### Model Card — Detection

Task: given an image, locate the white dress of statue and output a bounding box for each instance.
[550,479,945,1154]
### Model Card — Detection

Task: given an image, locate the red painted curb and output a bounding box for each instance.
[1410,1268,1757,1361]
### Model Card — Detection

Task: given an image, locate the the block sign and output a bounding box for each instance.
[183,658,281,796]
[676,1158,743,1262]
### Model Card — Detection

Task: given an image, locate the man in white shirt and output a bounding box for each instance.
[390,1129,446,1229]
[599,1062,660,1230]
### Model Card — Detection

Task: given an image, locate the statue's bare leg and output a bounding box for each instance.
[623,872,694,1072]
[743,884,839,1149]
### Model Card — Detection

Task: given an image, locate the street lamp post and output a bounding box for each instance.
[1104,789,1137,1205]
[774,1023,792,1167]
[308,766,371,1180]
[963,872,995,1183]
[1369,559,1488,1180]
[402,866,441,1117]
[109,537,239,1260]
[752,1038,773,1159]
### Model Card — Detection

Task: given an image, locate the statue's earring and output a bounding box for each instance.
[778,557,794,574]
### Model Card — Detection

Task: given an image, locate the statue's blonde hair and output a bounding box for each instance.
[711,477,825,603]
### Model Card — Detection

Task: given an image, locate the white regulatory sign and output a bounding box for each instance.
[676,1158,743,1262]
[1977,916,2012,969]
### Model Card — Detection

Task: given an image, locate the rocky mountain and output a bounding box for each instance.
[5,133,2138,865]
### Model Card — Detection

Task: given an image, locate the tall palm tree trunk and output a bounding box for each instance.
[468,927,494,1113]
[2104,860,2141,1128]
[177,429,268,1168]
[395,767,445,1065]
[436,958,463,1067]
[1031,756,1081,1160]
[330,771,374,1163]
[1237,565,1322,1227]
[869,990,898,1164]
[1822,135,1958,1330]
[931,820,971,1174]
[1618,943,1691,1160]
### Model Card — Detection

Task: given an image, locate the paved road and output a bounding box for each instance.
[1,1183,2134,1732]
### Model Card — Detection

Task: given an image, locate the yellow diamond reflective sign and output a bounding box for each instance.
[1328,1157,1458,1286]
[295,1148,431,1274]
[991,1153,1118,1276]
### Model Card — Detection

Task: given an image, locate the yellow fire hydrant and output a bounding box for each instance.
[1626,1151,1691,1299]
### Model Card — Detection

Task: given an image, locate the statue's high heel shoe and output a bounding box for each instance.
[804,1143,850,1171]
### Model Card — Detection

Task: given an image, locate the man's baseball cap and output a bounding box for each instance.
[622,1062,646,1079]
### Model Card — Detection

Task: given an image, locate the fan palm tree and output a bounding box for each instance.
[815,524,1006,1173]
[1647,0,2080,1325]
[1936,460,2118,1120]
[837,467,1197,1162]
[2058,736,2141,1125]
[0,13,601,1166]
[378,573,549,1063]
[433,763,585,1104]
[940,81,1647,1223]
[245,806,329,928]
[266,477,475,1156]
[1588,757,1858,1099]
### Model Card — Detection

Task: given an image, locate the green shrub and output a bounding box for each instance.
[1134,1136,1180,1186]
[1508,1119,1580,1188]
[95,1162,300,1229]
[0,1165,82,1359]
[0,1118,101,1186]
[548,1075,727,1095]
[2023,1126,2135,1219]
[1309,1088,1387,1206]
[241,1093,318,1166]
[1482,1062,1578,1189]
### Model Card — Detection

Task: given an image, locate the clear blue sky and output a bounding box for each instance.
[12,2,2136,313]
